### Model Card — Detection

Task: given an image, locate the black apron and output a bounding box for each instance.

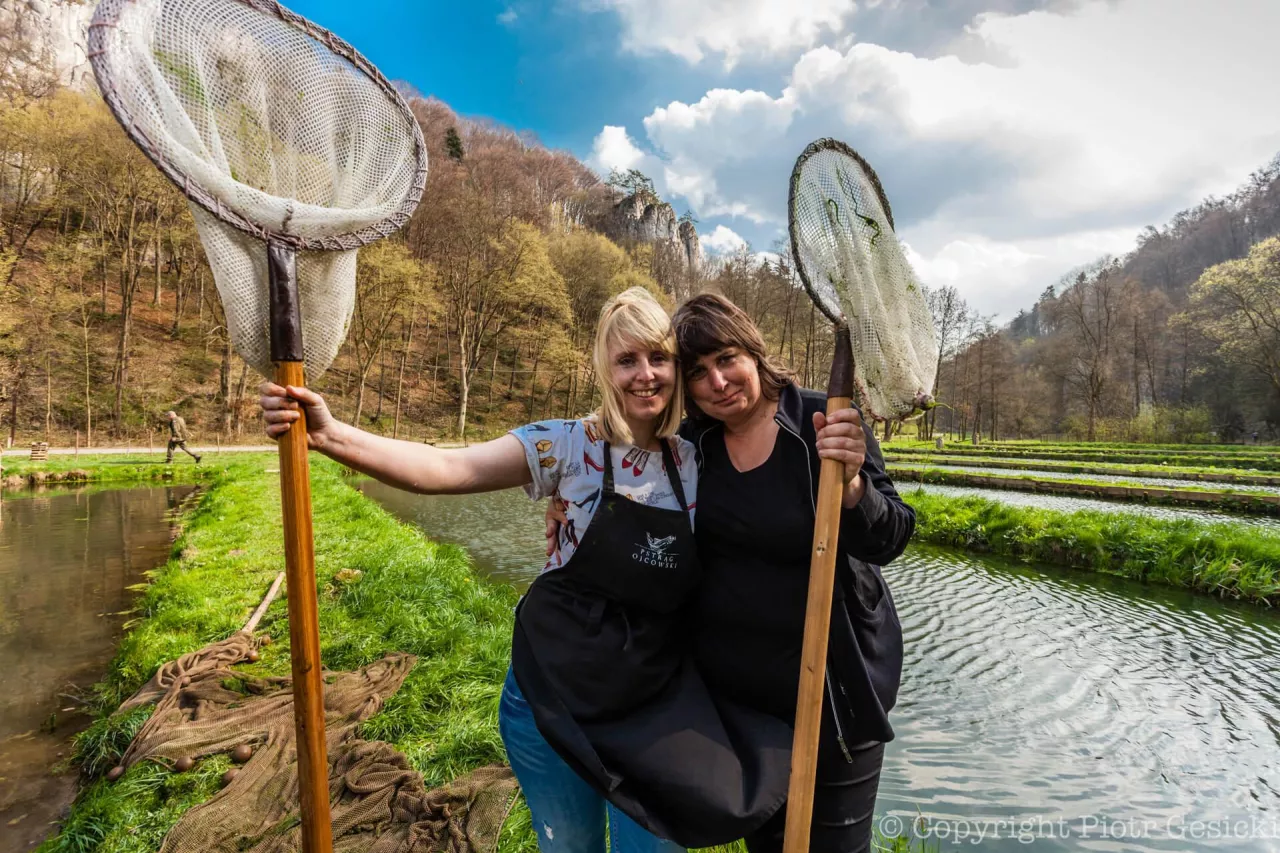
[511,441,792,848]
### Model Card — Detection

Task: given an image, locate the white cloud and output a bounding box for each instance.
[497,8,518,25]
[599,0,1280,319]
[701,225,749,255]
[588,125,652,175]
[581,0,854,68]
[903,227,1136,319]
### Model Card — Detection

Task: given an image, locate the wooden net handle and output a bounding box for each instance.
[271,244,333,853]
[784,326,853,853]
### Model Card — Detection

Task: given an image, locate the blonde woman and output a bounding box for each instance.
[260,288,777,853]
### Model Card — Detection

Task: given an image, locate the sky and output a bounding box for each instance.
[290,0,1280,321]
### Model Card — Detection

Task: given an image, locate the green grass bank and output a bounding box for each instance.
[886,445,1280,471]
[896,439,1276,455]
[883,453,1280,486]
[891,466,1280,515]
[36,458,924,853]
[904,488,1280,606]
[0,452,247,489]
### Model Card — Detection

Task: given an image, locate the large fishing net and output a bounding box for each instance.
[788,139,936,421]
[87,0,427,378]
[113,633,518,853]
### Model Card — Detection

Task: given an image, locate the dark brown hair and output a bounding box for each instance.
[673,292,795,419]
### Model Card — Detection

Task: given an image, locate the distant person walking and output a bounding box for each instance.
[165,411,201,464]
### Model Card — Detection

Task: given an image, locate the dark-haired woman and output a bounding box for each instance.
[672,292,914,853]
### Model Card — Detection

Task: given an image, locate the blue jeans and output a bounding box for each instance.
[499,668,686,853]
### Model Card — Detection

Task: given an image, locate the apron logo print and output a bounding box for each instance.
[633,533,678,568]
[646,534,676,553]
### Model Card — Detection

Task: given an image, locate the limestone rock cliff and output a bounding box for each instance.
[606,191,702,278]
[677,219,702,274]
[2,0,94,91]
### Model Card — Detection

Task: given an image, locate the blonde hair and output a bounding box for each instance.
[592,287,684,445]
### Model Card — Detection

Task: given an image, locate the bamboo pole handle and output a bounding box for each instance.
[783,326,853,853]
[276,359,333,853]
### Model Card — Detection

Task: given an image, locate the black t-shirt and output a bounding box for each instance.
[691,426,816,721]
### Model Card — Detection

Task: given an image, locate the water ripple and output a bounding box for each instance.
[881,546,1280,850]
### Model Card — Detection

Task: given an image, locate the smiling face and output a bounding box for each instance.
[608,340,677,426]
[685,346,763,422]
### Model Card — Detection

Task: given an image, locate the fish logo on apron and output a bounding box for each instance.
[633,532,678,569]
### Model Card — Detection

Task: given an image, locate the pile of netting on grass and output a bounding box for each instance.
[111,632,518,853]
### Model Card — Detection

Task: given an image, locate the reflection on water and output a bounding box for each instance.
[0,484,193,847]
[359,481,548,590]
[362,482,1280,851]
[908,482,1280,531]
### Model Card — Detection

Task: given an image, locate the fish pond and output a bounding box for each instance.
[0,484,193,850]
[362,481,1280,852]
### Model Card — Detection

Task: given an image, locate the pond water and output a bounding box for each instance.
[0,484,193,849]
[906,482,1280,532]
[362,481,1280,851]
[890,461,1280,496]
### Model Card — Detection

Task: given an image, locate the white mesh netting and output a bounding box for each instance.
[789,140,937,421]
[88,0,425,378]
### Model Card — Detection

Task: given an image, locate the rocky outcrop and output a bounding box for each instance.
[606,191,702,279]
[1,0,94,91]
[678,220,702,274]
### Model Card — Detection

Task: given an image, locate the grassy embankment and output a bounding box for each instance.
[985,440,1274,451]
[886,445,1280,471]
[890,466,1280,515]
[0,452,239,489]
[882,453,1280,486]
[33,456,924,853]
[894,439,1275,454]
[905,489,1280,606]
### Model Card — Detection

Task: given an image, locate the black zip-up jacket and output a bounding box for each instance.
[681,381,914,747]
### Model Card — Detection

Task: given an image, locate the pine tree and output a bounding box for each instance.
[445,127,464,161]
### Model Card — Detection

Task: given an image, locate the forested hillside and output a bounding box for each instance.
[925,157,1280,444]
[0,54,839,446]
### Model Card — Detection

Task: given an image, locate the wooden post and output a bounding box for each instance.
[783,326,852,853]
[268,242,333,853]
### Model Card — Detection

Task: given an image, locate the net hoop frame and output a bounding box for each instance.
[787,137,895,325]
[86,0,428,252]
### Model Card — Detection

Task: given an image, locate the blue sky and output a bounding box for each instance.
[289,1,768,155]
[290,0,1280,320]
